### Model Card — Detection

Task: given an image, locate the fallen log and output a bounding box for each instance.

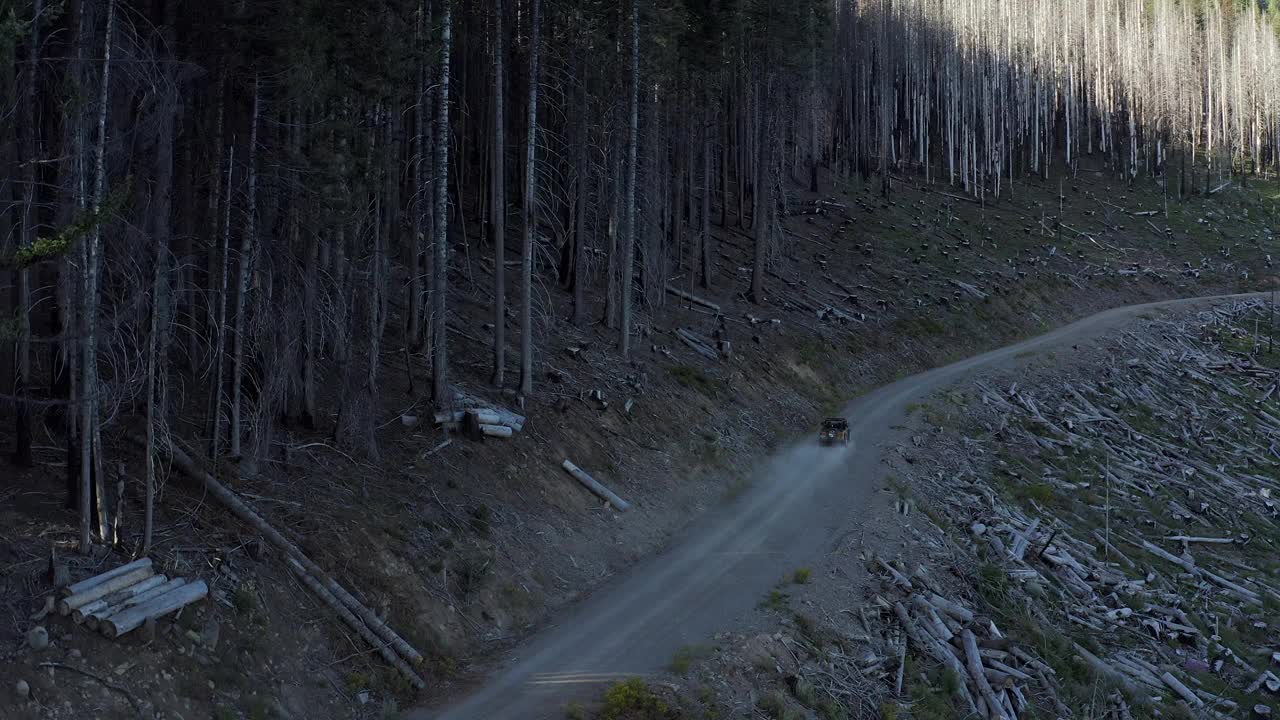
[466,409,502,426]
[72,574,168,624]
[674,328,719,360]
[286,558,425,689]
[1139,540,1196,573]
[1162,671,1204,707]
[1164,535,1234,545]
[100,580,208,639]
[59,566,156,616]
[666,285,721,313]
[562,459,631,511]
[63,558,153,598]
[928,592,976,623]
[126,434,425,669]
[479,424,513,439]
[963,630,1010,720]
[1072,642,1139,693]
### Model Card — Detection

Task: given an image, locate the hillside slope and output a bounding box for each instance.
[2,167,1277,720]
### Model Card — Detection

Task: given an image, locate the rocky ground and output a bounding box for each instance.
[2,167,1278,720]
[612,297,1280,720]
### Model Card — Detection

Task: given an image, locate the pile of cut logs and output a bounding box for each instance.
[434,392,526,440]
[58,557,207,640]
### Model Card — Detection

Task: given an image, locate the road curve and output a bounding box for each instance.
[413,292,1263,720]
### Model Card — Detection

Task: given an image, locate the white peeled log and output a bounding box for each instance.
[665,285,721,312]
[962,629,1010,720]
[72,574,168,624]
[62,558,153,597]
[89,577,188,631]
[479,424,513,438]
[1162,671,1204,707]
[928,592,976,623]
[467,409,502,426]
[101,580,208,639]
[59,566,156,616]
[562,459,630,511]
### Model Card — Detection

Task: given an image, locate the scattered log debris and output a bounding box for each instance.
[874,298,1280,718]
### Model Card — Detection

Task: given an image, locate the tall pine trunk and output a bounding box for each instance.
[519,0,541,396]
[701,99,713,289]
[12,0,42,468]
[432,0,453,402]
[619,0,639,356]
[230,78,261,459]
[81,0,116,553]
[491,0,507,385]
[750,78,768,305]
[570,36,588,327]
[210,140,234,457]
[144,52,178,554]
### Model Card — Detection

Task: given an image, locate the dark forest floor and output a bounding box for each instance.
[2,164,1278,720]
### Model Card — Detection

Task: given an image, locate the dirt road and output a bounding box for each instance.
[413,292,1260,720]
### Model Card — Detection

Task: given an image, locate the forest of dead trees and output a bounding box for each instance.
[3,0,1280,551]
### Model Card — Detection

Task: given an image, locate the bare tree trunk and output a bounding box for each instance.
[750,78,768,305]
[571,34,589,327]
[488,0,507,386]
[81,0,116,553]
[619,0,639,356]
[491,0,507,383]
[230,78,261,459]
[519,0,541,396]
[144,48,178,554]
[12,0,41,469]
[432,0,453,402]
[408,0,428,356]
[210,139,234,457]
[701,97,713,289]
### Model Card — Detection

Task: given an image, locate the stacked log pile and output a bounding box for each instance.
[882,298,1280,718]
[434,391,526,440]
[57,557,209,640]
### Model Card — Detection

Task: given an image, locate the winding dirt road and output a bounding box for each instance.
[413,292,1259,720]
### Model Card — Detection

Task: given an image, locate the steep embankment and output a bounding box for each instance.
[2,169,1276,720]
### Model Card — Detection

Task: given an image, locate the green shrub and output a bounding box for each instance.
[792,567,812,584]
[600,679,674,720]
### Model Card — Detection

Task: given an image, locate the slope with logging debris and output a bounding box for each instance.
[631,297,1280,720]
